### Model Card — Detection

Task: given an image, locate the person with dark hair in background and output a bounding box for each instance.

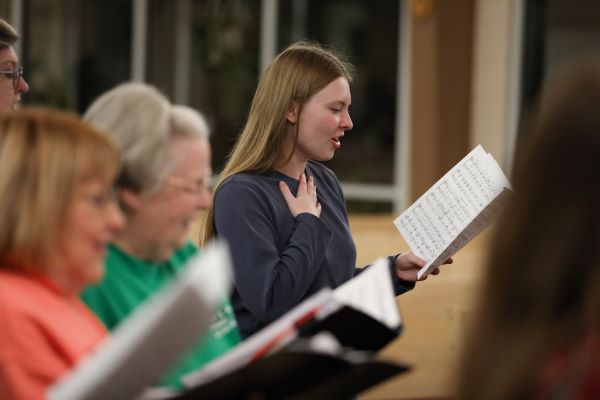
[455,61,600,400]
[199,41,451,339]
[0,19,29,111]
[0,108,124,399]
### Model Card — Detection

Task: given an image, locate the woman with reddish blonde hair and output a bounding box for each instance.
[0,108,124,399]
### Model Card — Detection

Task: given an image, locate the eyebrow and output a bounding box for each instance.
[329,100,351,107]
[0,61,17,70]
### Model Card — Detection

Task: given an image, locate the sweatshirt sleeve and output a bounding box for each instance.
[214,180,333,324]
[353,255,415,296]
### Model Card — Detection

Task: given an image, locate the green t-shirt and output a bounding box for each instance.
[81,242,241,389]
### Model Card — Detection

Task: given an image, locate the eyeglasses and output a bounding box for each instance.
[165,175,213,195]
[0,66,24,89]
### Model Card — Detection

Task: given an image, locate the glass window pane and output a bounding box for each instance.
[147,0,177,98]
[148,0,260,172]
[190,0,260,170]
[0,4,10,21]
[520,0,600,144]
[24,0,131,112]
[279,0,400,185]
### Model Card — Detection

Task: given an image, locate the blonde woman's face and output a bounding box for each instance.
[293,77,353,162]
[54,180,125,292]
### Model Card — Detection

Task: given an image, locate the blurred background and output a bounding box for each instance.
[3,0,600,212]
[3,0,600,398]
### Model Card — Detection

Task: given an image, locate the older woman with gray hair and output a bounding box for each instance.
[81,82,240,389]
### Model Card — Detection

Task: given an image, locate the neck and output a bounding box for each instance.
[276,135,308,179]
[276,159,308,180]
[44,258,82,296]
[111,230,170,262]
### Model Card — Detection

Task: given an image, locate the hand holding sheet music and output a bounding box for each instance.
[394,145,512,279]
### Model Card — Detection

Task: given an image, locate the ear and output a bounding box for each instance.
[285,101,299,124]
[119,188,142,212]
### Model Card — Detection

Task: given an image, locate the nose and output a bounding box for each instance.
[342,110,353,131]
[107,201,126,232]
[195,190,212,210]
[16,76,29,93]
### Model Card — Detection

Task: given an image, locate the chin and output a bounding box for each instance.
[314,153,335,162]
[85,262,106,285]
[175,233,190,247]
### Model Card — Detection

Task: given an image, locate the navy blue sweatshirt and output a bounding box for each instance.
[214,160,414,338]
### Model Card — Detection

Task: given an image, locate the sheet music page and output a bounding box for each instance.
[332,258,401,330]
[48,242,233,400]
[393,145,511,278]
[428,187,511,270]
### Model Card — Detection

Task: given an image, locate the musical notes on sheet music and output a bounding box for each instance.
[394,145,512,278]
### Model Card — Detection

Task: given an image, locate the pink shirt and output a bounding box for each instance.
[0,270,107,400]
